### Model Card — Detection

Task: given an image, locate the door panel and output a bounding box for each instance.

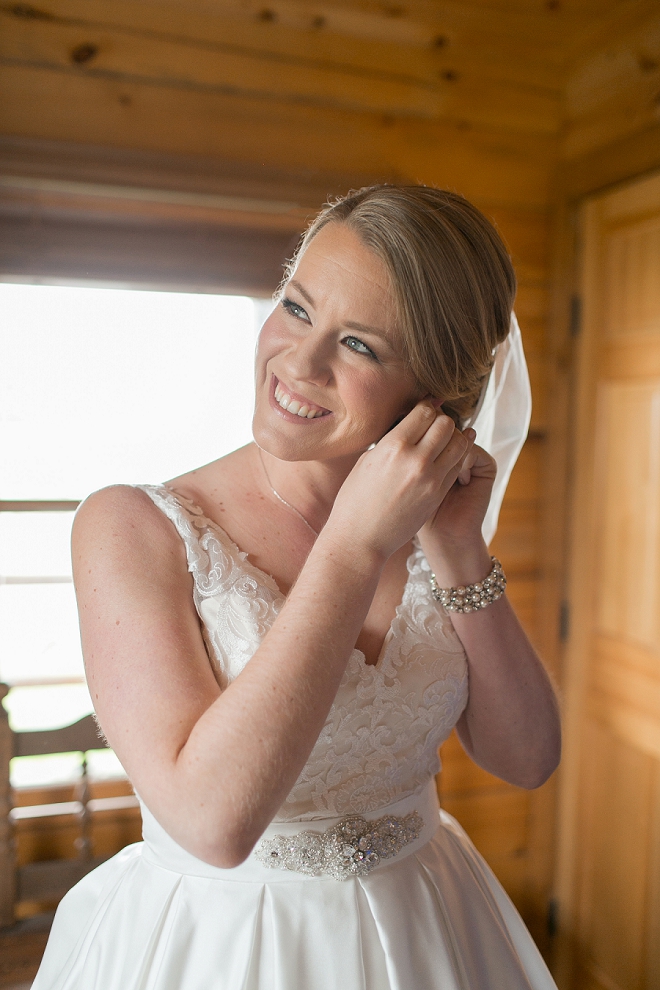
[557,171,660,989]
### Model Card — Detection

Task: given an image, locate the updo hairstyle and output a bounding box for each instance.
[281,185,516,424]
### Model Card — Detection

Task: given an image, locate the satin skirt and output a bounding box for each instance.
[32,784,557,990]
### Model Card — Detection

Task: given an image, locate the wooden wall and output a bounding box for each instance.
[1,0,659,960]
[545,7,660,986]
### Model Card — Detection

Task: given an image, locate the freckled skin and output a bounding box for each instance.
[71,222,560,870]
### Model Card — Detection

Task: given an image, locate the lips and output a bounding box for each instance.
[272,376,331,420]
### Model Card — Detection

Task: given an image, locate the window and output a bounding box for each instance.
[1,282,269,787]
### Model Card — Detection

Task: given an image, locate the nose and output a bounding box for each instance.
[281,327,332,389]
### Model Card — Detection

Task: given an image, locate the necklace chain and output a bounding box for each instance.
[258,448,319,537]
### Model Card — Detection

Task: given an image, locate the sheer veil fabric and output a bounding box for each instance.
[467,313,532,546]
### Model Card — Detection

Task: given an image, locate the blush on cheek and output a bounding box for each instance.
[257,313,288,358]
[343,370,407,442]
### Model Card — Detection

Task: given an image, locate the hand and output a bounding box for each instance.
[326,400,472,562]
[419,436,497,547]
[416,432,497,586]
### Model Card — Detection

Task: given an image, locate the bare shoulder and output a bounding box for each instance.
[72,485,188,595]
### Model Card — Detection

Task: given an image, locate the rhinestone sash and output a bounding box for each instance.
[255,809,424,880]
[139,782,439,884]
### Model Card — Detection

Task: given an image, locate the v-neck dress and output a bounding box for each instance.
[32,484,557,990]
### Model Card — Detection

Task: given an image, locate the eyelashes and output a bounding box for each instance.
[281,297,309,321]
[281,297,378,361]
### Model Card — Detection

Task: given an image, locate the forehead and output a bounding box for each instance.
[293,223,396,320]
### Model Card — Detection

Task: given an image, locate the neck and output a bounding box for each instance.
[255,444,359,535]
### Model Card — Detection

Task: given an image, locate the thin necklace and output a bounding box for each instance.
[258,448,319,537]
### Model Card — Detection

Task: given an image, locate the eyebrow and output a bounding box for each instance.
[287,279,394,347]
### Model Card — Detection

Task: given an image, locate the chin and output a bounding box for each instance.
[251,418,317,462]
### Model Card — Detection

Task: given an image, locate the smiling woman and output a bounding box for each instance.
[31,185,560,990]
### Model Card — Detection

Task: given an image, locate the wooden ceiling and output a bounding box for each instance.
[1,0,657,146]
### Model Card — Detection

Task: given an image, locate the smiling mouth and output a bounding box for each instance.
[273,378,330,419]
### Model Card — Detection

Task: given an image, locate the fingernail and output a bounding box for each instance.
[465,428,476,441]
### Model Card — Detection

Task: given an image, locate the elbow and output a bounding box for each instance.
[517,736,562,790]
[188,821,262,870]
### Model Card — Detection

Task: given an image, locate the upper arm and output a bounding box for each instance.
[72,486,222,810]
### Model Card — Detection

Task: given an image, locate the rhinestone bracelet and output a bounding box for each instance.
[429,556,506,613]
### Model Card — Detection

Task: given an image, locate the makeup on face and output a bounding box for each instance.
[252,224,421,458]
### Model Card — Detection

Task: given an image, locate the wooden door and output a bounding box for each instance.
[556,172,660,990]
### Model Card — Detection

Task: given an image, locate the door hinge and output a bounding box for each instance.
[547,897,559,938]
[559,600,570,642]
[569,294,582,337]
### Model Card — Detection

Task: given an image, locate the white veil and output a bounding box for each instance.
[464,312,531,546]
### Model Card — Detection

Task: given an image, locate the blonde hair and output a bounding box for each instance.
[282,185,516,423]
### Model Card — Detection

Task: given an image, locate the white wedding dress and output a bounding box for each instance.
[33,484,557,990]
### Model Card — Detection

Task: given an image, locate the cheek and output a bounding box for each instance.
[341,367,412,431]
[255,314,287,374]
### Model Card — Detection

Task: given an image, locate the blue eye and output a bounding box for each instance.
[281,298,309,322]
[343,336,376,359]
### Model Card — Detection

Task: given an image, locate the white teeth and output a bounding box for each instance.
[274,382,325,419]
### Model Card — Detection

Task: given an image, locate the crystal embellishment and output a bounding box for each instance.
[254,810,424,880]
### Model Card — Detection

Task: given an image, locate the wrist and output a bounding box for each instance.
[314,525,388,576]
[421,538,491,589]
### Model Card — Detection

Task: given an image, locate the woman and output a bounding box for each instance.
[34,185,561,989]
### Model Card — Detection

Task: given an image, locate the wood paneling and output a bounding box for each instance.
[554,171,660,990]
[9,0,658,966]
[562,6,660,161]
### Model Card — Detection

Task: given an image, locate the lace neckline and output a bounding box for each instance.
[156,484,417,671]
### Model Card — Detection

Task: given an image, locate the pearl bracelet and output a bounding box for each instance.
[429,556,507,613]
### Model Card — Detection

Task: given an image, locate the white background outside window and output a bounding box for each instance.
[1,282,268,785]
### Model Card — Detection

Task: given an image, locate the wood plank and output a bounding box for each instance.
[591,645,660,723]
[17,855,109,902]
[5,0,573,75]
[0,66,556,205]
[588,693,660,761]
[14,803,142,866]
[13,715,107,758]
[0,923,50,987]
[0,6,561,129]
[577,720,654,990]
[0,10,445,120]
[562,10,660,159]
[0,684,15,928]
[441,789,529,859]
[600,339,660,379]
[595,632,660,679]
[645,761,660,986]
[504,437,544,502]
[490,501,540,575]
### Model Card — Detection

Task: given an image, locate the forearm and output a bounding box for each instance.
[167,530,384,864]
[425,539,561,789]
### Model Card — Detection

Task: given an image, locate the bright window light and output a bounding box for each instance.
[1,282,269,785]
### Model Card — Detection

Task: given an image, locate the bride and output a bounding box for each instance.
[34,185,561,989]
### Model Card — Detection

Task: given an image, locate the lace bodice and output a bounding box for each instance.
[137,484,469,822]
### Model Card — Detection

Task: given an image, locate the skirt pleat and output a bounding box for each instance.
[33,811,557,990]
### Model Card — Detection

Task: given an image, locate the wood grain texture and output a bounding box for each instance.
[553,170,660,990]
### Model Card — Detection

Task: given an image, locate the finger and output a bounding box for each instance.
[388,399,442,445]
[457,429,478,484]
[465,444,498,481]
[414,411,461,458]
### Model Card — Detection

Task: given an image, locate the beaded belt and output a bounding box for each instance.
[139,782,439,883]
[254,783,439,881]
